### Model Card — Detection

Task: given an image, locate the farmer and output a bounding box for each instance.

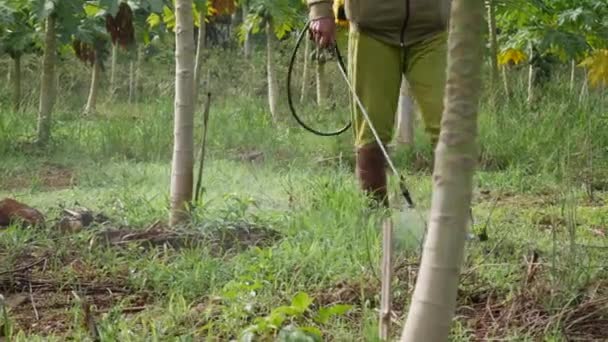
[308,0,451,207]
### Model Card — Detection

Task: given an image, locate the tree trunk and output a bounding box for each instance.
[300,36,310,103]
[526,64,535,106]
[501,65,510,98]
[580,68,588,103]
[134,45,144,102]
[194,4,206,99]
[84,58,101,115]
[128,58,135,104]
[266,20,278,121]
[109,43,118,97]
[243,1,252,58]
[395,78,415,145]
[316,54,328,107]
[400,0,483,340]
[487,0,498,88]
[36,15,57,146]
[169,0,196,226]
[12,55,21,112]
[569,59,575,92]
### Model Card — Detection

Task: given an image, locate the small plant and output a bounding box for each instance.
[239,292,352,341]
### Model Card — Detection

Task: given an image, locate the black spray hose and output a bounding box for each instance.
[286,20,351,137]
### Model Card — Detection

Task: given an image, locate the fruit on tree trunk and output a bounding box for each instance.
[266,19,278,121]
[400,0,483,340]
[84,58,101,115]
[36,15,57,146]
[169,0,196,226]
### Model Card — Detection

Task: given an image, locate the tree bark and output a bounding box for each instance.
[266,19,278,121]
[395,78,415,145]
[194,3,206,99]
[128,58,135,104]
[109,43,118,97]
[12,55,21,113]
[170,0,196,226]
[487,0,498,88]
[400,0,483,340]
[134,44,144,102]
[84,58,101,115]
[243,0,252,58]
[501,65,510,98]
[526,64,535,106]
[300,36,310,103]
[569,59,575,92]
[36,15,57,146]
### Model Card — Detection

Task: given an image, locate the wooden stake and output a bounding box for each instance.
[379,218,394,340]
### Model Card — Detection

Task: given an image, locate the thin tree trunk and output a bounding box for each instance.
[266,19,278,120]
[135,45,144,102]
[84,58,101,115]
[579,68,588,104]
[487,0,498,88]
[12,55,21,112]
[109,43,118,97]
[169,0,196,226]
[316,54,328,107]
[128,58,135,104]
[400,0,483,340]
[569,59,575,92]
[395,78,415,145]
[501,65,510,98]
[526,64,535,106]
[36,15,57,146]
[300,36,310,103]
[194,3,206,98]
[243,1,252,58]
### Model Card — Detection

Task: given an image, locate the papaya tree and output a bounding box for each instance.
[32,0,81,146]
[169,0,195,226]
[400,0,484,339]
[495,0,595,103]
[0,1,38,112]
[147,0,215,99]
[241,0,302,120]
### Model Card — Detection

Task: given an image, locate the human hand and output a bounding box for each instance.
[309,17,336,48]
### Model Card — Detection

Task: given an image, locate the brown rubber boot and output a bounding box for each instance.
[355,143,389,208]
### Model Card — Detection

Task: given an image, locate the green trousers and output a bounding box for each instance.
[346,27,448,148]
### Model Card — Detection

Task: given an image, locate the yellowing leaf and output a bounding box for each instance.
[498,48,527,66]
[147,13,161,28]
[578,49,608,88]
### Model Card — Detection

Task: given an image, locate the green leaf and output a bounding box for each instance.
[314,304,352,324]
[84,3,101,17]
[149,0,164,13]
[100,0,119,16]
[290,292,312,313]
[146,13,161,28]
[298,326,323,339]
[32,0,55,20]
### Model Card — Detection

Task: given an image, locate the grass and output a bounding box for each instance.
[1,47,608,341]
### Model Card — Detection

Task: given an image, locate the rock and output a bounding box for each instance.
[0,198,45,228]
